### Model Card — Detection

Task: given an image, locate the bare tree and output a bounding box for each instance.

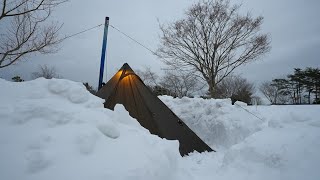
[259,81,277,104]
[259,81,292,104]
[157,0,271,97]
[136,66,201,97]
[159,70,199,98]
[251,96,262,105]
[32,64,60,79]
[215,75,255,104]
[135,66,159,87]
[0,0,67,68]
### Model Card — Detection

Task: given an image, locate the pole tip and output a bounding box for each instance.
[105,17,109,20]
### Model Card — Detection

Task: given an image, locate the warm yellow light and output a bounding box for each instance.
[114,70,123,79]
[121,75,132,81]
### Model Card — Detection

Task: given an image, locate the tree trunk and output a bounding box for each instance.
[308,90,311,104]
[299,84,302,104]
[208,85,215,98]
[207,78,216,98]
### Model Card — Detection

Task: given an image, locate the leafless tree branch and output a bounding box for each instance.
[159,70,200,98]
[0,0,67,68]
[32,64,61,79]
[157,0,271,97]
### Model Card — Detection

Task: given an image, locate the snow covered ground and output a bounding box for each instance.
[0,78,319,180]
[161,96,320,180]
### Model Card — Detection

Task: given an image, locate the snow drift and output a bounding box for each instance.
[0,78,186,180]
[160,96,320,180]
[160,96,264,150]
[1,78,319,180]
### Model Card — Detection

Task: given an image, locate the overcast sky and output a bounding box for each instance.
[0,0,319,90]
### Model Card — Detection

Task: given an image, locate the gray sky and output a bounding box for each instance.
[0,0,319,90]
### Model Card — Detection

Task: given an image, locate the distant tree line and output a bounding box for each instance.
[215,75,257,105]
[11,64,97,95]
[5,0,267,106]
[136,67,201,98]
[136,67,257,105]
[260,67,320,104]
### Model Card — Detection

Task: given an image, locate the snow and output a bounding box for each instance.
[159,96,263,150]
[1,78,320,180]
[0,78,183,180]
[160,96,320,180]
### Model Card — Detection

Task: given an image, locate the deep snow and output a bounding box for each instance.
[0,78,319,180]
[160,96,320,180]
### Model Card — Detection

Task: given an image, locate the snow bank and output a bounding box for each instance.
[160,96,320,180]
[0,78,186,180]
[1,78,320,180]
[159,96,264,150]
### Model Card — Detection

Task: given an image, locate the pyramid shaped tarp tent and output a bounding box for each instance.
[96,63,214,155]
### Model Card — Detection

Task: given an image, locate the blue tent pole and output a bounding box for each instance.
[98,17,109,90]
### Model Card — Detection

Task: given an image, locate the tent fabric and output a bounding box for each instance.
[96,63,214,155]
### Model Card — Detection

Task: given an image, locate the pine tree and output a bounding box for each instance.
[303,68,316,104]
[288,68,304,104]
[271,79,290,104]
[312,68,320,104]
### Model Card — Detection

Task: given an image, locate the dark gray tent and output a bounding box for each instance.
[96,63,214,155]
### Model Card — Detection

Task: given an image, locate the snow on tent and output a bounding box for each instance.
[96,63,214,155]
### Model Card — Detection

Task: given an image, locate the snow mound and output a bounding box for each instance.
[159,96,264,150]
[160,96,320,180]
[1,78,320,180]
[0,78,185,180]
